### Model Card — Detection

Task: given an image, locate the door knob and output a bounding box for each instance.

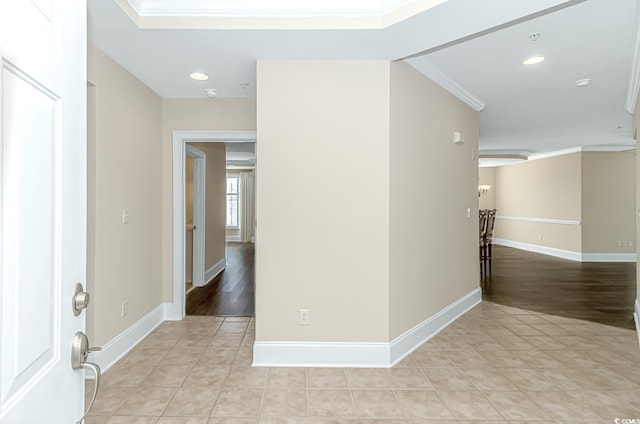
[72,331,102,424]
[72,283,90,316]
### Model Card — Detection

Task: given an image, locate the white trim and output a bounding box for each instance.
[87,303,171,374]
[528,145,636,162]
[494,238,582,261]
[253,342,391,368]
[634,299,640,348]
[252,288,481,368]
[625,0,640,113]
[389,288,482,365]
[494,238,637,263]
[204,257,226,285]
[226,235,241,242]
[173,131,257,320]
[186,144,206,287]
[115,0,448,30]
[581,253,637,262]
[406,56,486,112]
[496,215,581,226]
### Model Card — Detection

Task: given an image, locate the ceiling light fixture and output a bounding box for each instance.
[523,56,546,65]
[576,78,591,87]
[205,88,218,98]
[190,72,209,81]
[528,33,541,42]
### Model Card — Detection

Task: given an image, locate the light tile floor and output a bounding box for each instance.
[86,302,640,424]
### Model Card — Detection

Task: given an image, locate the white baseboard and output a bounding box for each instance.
[226,235,241,242]
[253,342,391,368]
[204,257,226,285]
[389,288,481,365]
[87,302,172,373]
[252,288,481,368]
[634,299,640,349]
[494,238,637,262]
[494,238,582,261]
[581,253,637,262]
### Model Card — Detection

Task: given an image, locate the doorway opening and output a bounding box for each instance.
[171,131,257,320]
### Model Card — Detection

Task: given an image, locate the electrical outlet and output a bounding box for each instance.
[617,241,622,247]
[122,208,129,224]
[467,208,471,219]
[299,309,309,325]
[122,300,128,317]
[538,234,543,241]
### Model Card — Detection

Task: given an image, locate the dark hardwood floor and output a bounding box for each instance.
[482,245,637,329]
[186,242,254,316]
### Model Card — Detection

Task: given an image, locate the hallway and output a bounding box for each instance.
[187,243,255,316]
[482,245,637,329]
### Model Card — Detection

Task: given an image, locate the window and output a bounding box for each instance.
[226,175,239,227]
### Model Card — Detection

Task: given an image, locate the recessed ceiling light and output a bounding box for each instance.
[576,78,591,87]
[528,33,541,42]
[190,72,209,81]
[523,56,546,65]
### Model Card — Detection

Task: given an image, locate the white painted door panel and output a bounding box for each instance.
[0,0,87,422]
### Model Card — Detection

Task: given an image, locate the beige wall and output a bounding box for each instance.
[495,153,582,252]
[495,151,636,255]
[478,167,496,210]
[190,143,227,270]
[162,99,256,301]
[256,60,391,342]
[388,62,479,339]
[87,44,163,346]
[581,152,635,254]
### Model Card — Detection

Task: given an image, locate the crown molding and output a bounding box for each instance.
[624,0,640,113]
[114,0,448,30]
[527,145,636,161]
[406,56,486,112]
[479,150,531,160]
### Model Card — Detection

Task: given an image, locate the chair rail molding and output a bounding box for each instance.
[495,216,581,226]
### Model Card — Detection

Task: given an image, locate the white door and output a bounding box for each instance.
[186,144,206,287]
[0,0,88,423]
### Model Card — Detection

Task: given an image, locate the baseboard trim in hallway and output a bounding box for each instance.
[389,287,482,365]
[252,288,481,368]
[87,303,171,374]
[204,256,226,285]
[494,238,637,262]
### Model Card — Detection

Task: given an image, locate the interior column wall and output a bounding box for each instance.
[388,61,479,339]
[255,60,391,343]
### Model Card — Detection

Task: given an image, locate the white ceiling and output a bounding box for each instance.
[417,0,638,154]
[87,0,639,155]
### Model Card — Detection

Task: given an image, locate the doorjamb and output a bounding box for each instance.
[171,131,257,320]
[185,144,206,287]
